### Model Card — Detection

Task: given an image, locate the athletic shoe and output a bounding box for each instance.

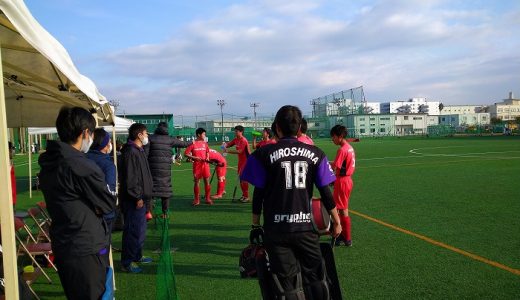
[192,200,200,206]
[145,211,153,221]
[239,197,250,203]
[345,240,352,247]
[334,236,346,246]
[211,194,223,199]
[159,213,169,219]
[137,256,153,264]
[121,262,142,273]
[205,199,214,205]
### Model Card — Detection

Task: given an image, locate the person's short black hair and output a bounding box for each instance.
[128,123,147,141]
[196,127,206,136]
[330,124,347,138]
[157,121,168,128]
[234,125,244,132]
[91,128,109,150]
[263,127,272,138]
[274,105,302,137]
[301,118,308,134]
[55,106,96,143]
[8,141,14,150]
[270,122,278,138]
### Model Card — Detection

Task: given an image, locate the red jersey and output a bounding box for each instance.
[297,135,314,145]
[226,136,249,173]
[208,149,227,167]
[256,139,276,149]
[333,142,355,177]
[185,140,210,172]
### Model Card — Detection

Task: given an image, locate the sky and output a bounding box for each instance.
[24,0,520,118]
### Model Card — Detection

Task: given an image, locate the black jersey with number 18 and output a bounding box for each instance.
[241,137,336,233]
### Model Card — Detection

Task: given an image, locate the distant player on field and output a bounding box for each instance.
[184,128,212,206]
[209,148,227,199]
[297,118,314,145]
[252,127,276,149]
[330,124,356,246]
[223,125,251,203]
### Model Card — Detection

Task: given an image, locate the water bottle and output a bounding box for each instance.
[221,142,227,156]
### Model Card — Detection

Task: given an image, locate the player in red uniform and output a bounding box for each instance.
[224,125,250,203]
[330,124,356,246]
[252,127,276,149]
[184,128,212,206]
[297,118,314,145]
[208,149,227,199]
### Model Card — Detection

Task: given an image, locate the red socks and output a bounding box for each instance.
[340,215,351,242]
[240,181,249,198]
[217,180,226,195]
[205,184,211,201]
[194,184,200,201]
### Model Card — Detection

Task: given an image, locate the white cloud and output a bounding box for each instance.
[94,0,520,116]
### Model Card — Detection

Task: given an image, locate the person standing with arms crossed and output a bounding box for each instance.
[119,123,154,273]
[224,125,250,203]
[241,105,341,299]
[184,128,212,206]
[330,124,356,247]
[39,107,115,299]
[147,122,192,218]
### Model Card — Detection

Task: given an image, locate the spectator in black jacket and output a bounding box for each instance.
[38,106,115,300]
[146,122,192,218]
[119,123,153,273]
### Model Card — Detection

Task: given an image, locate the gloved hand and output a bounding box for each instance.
[249,225,264,245]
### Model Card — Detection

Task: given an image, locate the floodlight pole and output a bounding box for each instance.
[250,102,259,130]
[217,99,226,142]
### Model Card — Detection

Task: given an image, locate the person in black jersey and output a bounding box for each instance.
[241,105,341,299]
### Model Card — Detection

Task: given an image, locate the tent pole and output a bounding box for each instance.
[29,133,32,198]
[111,125,117,290]
[0,42,21,300]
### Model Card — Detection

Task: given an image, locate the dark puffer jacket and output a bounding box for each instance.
[146,126,192,197]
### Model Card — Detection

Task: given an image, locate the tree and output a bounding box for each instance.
[108,99,120,113]
[490,117,502,125]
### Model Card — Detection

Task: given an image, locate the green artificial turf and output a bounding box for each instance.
[11,135,520,299]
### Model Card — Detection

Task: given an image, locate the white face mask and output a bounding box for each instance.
[80,134,93,153]
[108,143,113,153]
[141,136,149,146]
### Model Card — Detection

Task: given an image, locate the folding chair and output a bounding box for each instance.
[35,201,51,223]
[27,207,51,243]
[14,217,56,283]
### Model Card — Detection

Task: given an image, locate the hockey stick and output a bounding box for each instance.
[209,166,217,185]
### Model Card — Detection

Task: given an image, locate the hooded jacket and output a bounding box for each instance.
[38,140,115,257]
[146,125,191,197]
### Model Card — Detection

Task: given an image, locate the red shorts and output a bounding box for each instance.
[193,163,210,179]
[333,176,353,210]
[216,165,227,178]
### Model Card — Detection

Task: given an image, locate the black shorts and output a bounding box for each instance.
[264,231,322,287]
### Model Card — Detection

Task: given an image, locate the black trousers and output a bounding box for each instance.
[264,231,324,298]
[55,253,108,300]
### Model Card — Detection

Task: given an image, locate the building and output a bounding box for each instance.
[488,92,520,121]
[439,113,490,127]
[119,114,174,135]
[343,113,438,136]
[195,118,273,142]
[381,97,440,115]
[440,105,487,115]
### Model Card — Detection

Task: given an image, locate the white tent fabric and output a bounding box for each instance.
[0,0,114,127]
[1,1,116,299]
[27,116,135,135]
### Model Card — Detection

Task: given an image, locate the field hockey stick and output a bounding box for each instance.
[232,174,240,202]
[209,166,217,184]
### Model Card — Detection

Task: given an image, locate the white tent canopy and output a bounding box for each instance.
[27,116,135,135]
[0,0,113,127]
[1,1,116,299]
